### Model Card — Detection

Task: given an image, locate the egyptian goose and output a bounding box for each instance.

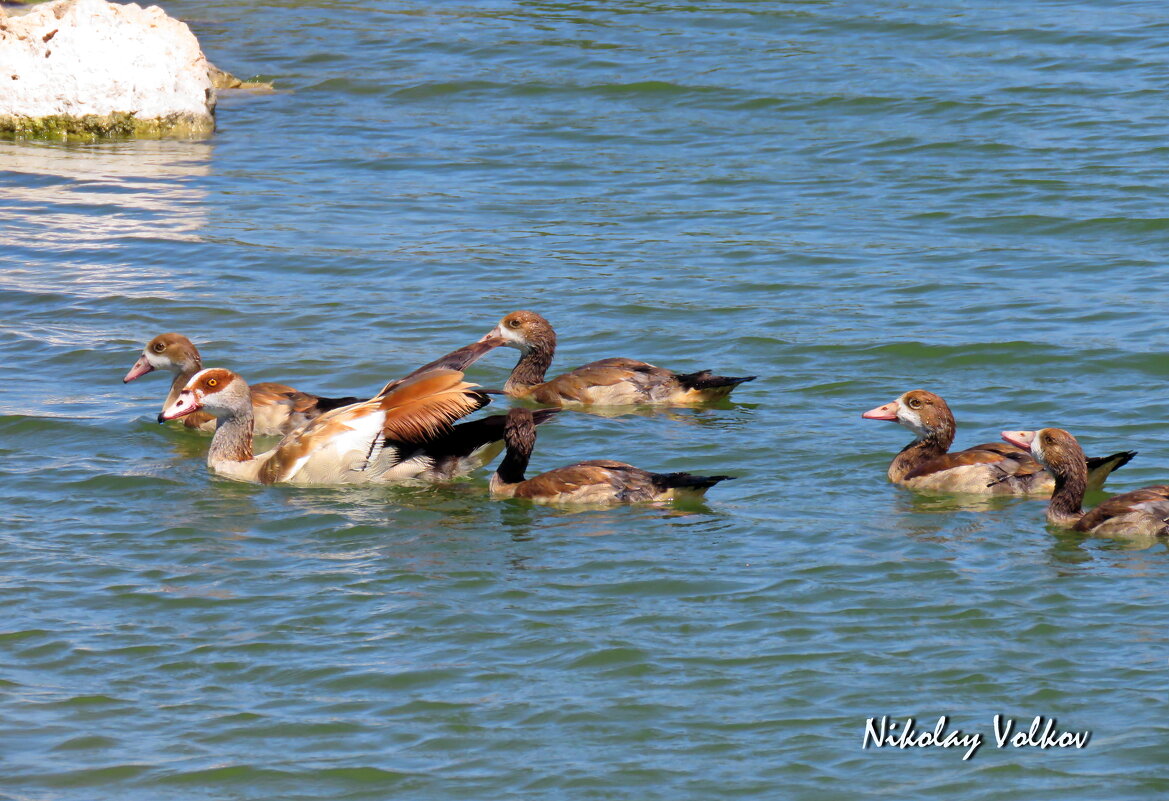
[124,333,361,436]
[1002,428,1169,536]
[159,366,500,484]
[863,390,1135,494]
[490,407,733,504]
[483,311,755,406]
[126,332,506,437]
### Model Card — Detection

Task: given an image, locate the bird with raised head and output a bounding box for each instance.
[124,333,361,436]
[863,389,1135,494]
[481,310,754,407]
[1002,428,1169,537]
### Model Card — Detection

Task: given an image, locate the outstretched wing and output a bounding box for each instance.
[258,369,488,484]
[376,339,503,397]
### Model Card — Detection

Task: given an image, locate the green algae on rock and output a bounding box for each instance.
[207,63,274,93]
[0,112,216,141]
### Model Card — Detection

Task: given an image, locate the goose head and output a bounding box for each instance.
[862,389,955,440]
[159,368,249,423]
[1002,428,1084,477]
[484,311,556,354]
[124,333,202,382]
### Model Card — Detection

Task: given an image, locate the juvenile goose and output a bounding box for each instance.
[490,407,733,504]
[1002,428,1169,537]
[160,366,494,485]
[124,333,360,436]
[483,311,754,406]
[409,407,561,480]
[862,390,1134,494]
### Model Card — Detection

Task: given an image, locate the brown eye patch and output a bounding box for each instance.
[507,318,521,328]
[152,342,166,353]
[908,398,922,409]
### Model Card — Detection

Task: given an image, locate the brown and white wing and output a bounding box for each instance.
[533,359,674,405]
[258,369,488,484]
[515,460,656,503]
[249,382,365,436]
[905,442,1048,493]
[376,368,490,443]
[256,399,391,484]
[1076,485,1169,534]
[248,382,301,436]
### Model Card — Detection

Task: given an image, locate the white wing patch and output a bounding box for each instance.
[283,409,388,484]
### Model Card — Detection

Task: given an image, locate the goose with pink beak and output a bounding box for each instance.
[1002,428,1168,536]
[861,389,1134,495]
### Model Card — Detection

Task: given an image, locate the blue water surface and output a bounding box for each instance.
[1,1,1167,799]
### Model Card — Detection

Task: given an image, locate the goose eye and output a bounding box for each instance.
[908,398,922,409]
[152,343,165,353]
[1043,434,1054,445]
[507,318,521,329]
[207,378,218,388]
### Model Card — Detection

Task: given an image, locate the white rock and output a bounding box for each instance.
[0,0,215,137]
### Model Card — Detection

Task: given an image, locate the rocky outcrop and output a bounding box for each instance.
[207,62,273,92]
[0,0,216,138]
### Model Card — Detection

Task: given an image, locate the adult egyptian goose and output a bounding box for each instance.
[159,366,501,484]
[482,311,755,406]
[126,332,506,437]
[862,390,1135,494]
[1002,428,1169,536]
[490,407,733,504]
[124,333,361,436]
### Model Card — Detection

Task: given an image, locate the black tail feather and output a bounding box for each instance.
[313,394,364,413]
[674,370,756,391]
[651,472,735,493]
[1086,450,1138,474]
[423,408,559,460]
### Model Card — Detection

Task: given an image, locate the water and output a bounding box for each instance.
[2,1,1168,798]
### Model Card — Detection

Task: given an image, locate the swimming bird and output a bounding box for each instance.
[159,366,498,484]
[489,407,733,504]
[123,333,361,436]
[1002,428,1169,536]
[482,310,754,406]
[862,390,1134,494]
[125,332,506,437]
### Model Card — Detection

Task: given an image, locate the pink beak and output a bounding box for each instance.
[158,391,201,423]
[861,401,899,421]
[1001,430,1036,450]
[476,330,505,346]
[123,354,154,383]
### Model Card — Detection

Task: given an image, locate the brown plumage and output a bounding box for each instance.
[1002,428,1169,537]
[124,333,360,436]
[159,367,492,485]
[483,311,754,407]
[490,407,732,505]
[862,390,1135,495]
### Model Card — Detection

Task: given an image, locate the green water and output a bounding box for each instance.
[2,1,1168,798]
